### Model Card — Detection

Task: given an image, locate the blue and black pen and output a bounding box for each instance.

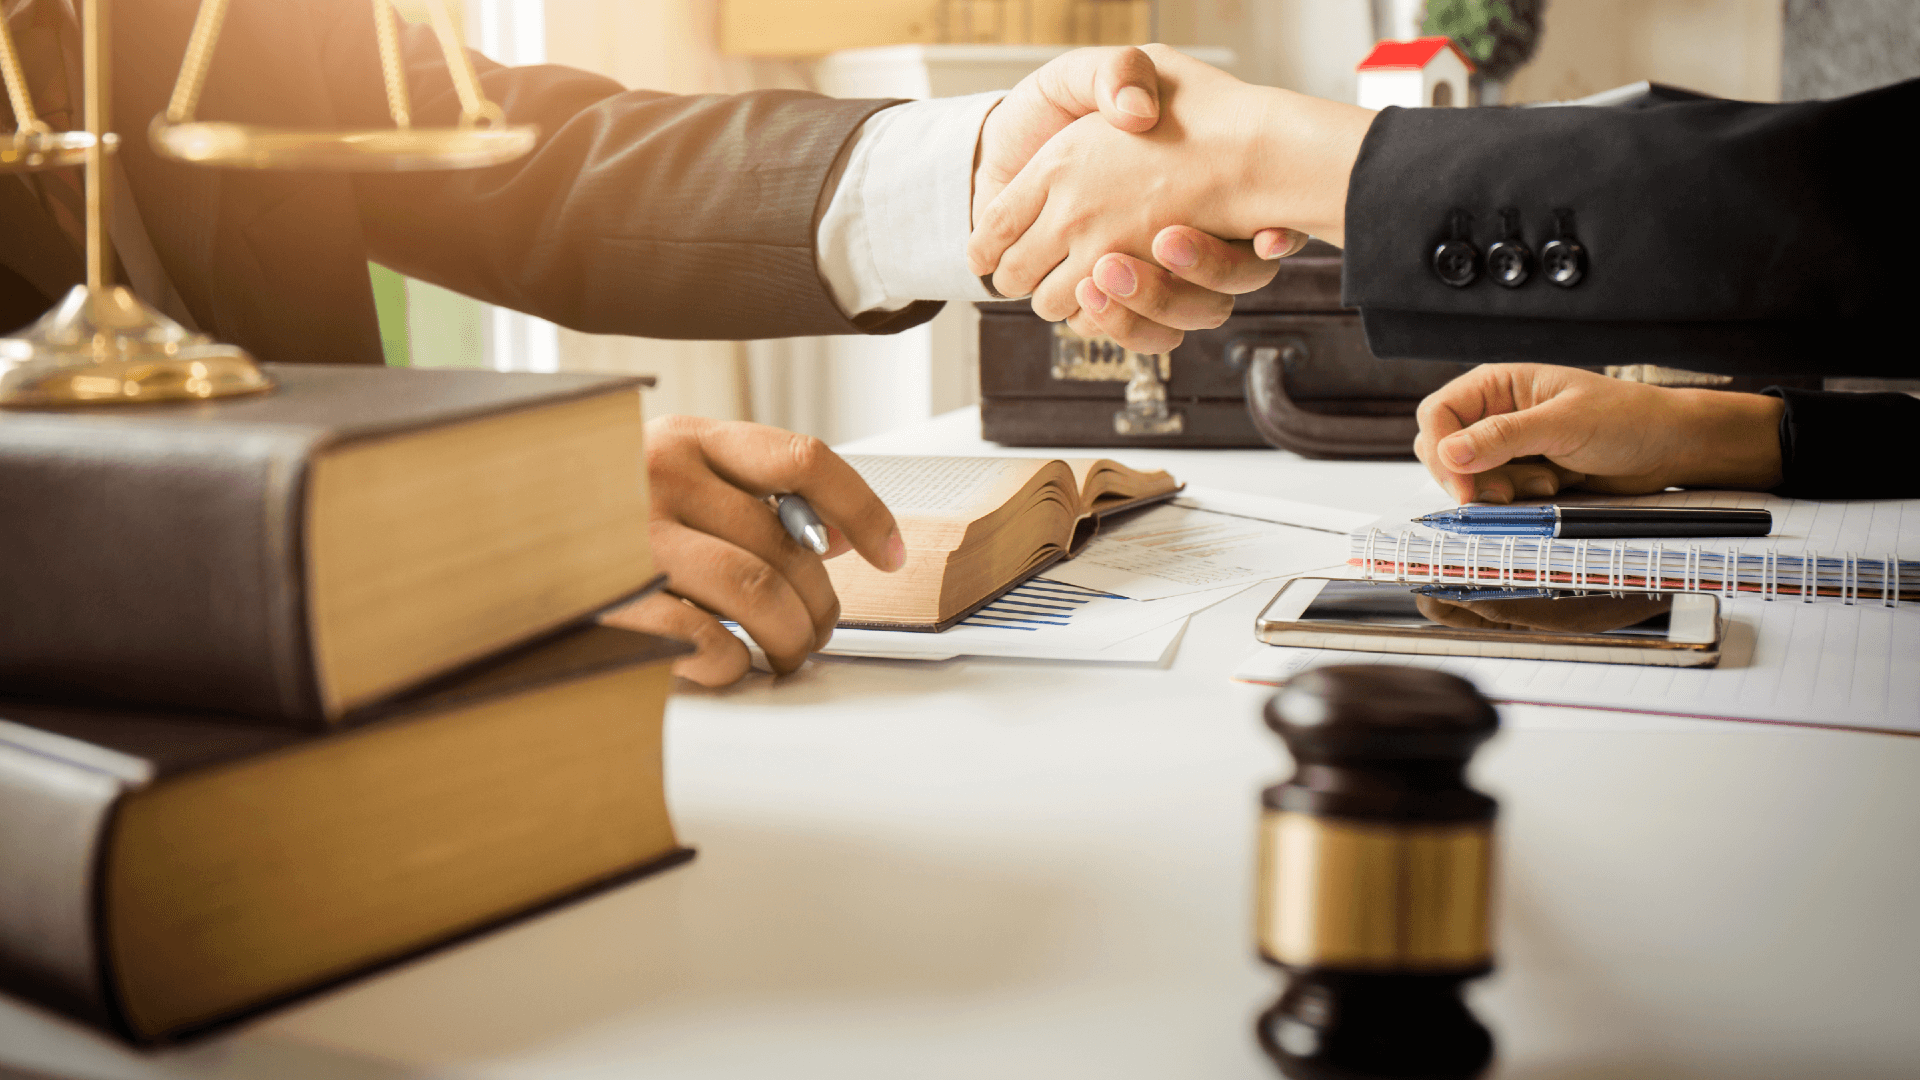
[1415,505,1772,539]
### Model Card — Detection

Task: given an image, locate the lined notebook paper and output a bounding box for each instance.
[1351,492,1920,601]
[1233,596,1920,734]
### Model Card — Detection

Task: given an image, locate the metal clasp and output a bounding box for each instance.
[1050,324,1182,436]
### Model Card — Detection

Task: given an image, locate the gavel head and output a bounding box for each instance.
[1255,665,1500,1080]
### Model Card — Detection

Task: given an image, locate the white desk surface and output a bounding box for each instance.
[7,408,1919,1080]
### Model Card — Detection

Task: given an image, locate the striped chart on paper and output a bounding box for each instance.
[959,579,1128,631]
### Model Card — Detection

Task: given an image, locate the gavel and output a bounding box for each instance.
[1255,665,1500,1080]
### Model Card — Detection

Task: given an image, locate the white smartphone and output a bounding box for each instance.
[1255,578,1723,667]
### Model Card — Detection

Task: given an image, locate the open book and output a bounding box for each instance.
[827,456,1181,630]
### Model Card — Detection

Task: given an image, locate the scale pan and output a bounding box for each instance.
[0,129,96,171]
[150,119,537,171]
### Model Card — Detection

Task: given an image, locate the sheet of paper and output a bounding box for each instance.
[814,578,1247,662]
[1044,488,1363,600]
[820,612,1189,665]
[1231,595,1920,734]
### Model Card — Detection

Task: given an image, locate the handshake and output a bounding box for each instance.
[963,45,1375,355]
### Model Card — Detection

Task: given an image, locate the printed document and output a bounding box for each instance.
[1045,488,1371,600]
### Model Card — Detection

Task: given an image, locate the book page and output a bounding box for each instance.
[845,456,1039,520]
[1067,458,1177,512]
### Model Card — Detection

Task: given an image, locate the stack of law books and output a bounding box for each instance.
[0,365,690,1044]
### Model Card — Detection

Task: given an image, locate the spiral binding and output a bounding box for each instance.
[1361,528,1908,605]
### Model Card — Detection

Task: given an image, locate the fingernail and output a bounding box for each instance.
[1520,475,1557,498]
[1476,489,1505,504]
[1116,86,1156,118]
[1160,232,1198,268]
[884,529,907,572]
[1094,258,1137,298]
[1256,229,1300,260]
[1083,283,1109,312]
[1442,438,1474,468]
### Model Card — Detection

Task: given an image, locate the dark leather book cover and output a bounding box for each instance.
[0,364,650,725]
[0,624,693,1044]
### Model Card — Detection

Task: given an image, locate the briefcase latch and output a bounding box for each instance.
[1050,324,1183,436]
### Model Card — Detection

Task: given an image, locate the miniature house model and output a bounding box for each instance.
[1356,36,1474,109]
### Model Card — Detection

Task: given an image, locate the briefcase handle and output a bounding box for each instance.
[1233,336,1420,461]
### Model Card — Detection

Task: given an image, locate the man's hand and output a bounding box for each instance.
[1414,364,1785,505]
[601,416,904,686]
[974,46,1285,353]
[969,46,1371,338]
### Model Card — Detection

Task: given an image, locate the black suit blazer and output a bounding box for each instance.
[0,0,941,363]
[1341,81,1920,498]
[1342,79,1918,379]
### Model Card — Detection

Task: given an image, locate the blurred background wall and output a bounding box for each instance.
[396,0,1911,443]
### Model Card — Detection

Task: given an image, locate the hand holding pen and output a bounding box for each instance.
[599,417,905,688]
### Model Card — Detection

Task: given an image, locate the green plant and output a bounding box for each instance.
[1422,0,1545,83]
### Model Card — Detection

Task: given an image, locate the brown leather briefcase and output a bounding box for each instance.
[977,241,1475,458]
[978,240,1813,459]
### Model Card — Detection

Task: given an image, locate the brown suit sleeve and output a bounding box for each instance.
[335,18,942,340]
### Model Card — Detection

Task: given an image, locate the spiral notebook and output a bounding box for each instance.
[1351,491,1920,603]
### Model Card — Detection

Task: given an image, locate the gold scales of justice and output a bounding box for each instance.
[0,0,536,406]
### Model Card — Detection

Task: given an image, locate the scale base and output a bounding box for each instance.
[0,285,273,407]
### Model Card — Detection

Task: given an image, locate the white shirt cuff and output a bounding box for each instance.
[817,91,1005,317]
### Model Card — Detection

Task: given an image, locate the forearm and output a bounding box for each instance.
[348,23,921,339]
[1662,389,1784,491]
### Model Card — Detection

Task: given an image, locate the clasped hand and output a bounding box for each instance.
[967,44,1372,354]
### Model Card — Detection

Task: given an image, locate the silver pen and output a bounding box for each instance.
[773,493,831,555]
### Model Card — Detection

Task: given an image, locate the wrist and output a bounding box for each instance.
[969,97,1002,229]
[1666,390,1786,490]
[1235,88,1372,247]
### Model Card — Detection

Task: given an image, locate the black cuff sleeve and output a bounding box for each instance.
[1767,388,1920,499]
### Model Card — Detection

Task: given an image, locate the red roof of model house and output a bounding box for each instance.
[1356,36,1477,73]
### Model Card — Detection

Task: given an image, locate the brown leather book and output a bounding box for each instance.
[827,455,1179,630]
[0,364,660,726]
[0,624,692,1045]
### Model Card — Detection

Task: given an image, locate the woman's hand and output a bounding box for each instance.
[601,416,904,686]
[1414,364,1786,505]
